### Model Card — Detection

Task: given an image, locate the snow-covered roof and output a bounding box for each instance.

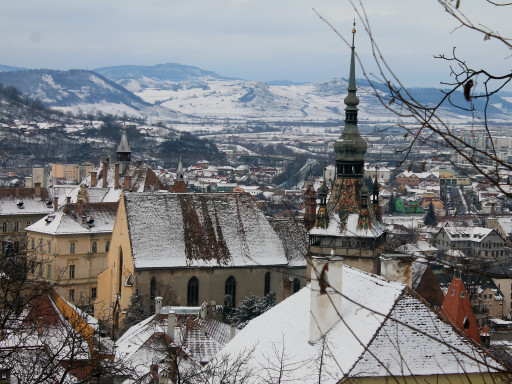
[124,192,288,269]
[0,188,53,216]
[268,218,307,267]
[116,312,232,377]
[440,227,495,242]
[310,212,386,238]
[26,202,118,235]
[214,266,502,383]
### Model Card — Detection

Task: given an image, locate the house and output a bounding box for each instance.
[115,302,233,381]
[25,200,118,311]
[95,192,306,337]
[210,260,504,383]
[434,226,507,262]
[396,171,420,187]
[0,184,54,252]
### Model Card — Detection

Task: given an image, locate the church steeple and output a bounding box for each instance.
[117,125,132,163]
[333,22,367,178]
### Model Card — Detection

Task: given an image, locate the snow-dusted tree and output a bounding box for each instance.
[387,193,396,214]
[122,288,150,333]
[230,292,276,329]
[424,201,438,227]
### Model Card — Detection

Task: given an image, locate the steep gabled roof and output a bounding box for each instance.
[214,266,503,383]
[124,192,288,269]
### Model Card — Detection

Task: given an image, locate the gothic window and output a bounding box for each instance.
[264,272,271,296]
[293,278,301,293]
[187,277,199,306]
[225,276,236,308]
[118,249,123,295]
[92,241,97,253]
[150,277,157,312]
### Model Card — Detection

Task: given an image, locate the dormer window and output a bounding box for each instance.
[16,201,24,209]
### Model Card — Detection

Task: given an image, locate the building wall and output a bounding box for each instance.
[494,277,512,319]
[51,163,79,182]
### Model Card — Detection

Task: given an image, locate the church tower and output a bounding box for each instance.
[173,156,187,193]
[309,23,386,274]
[117,125,132,173]
[304,166,317,231]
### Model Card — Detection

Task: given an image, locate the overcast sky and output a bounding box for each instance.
[1,0,510,87]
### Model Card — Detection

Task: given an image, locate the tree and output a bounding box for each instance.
[229,292,276,330]
[424,201,438,227]
[122,288,150,332]
[387,193,396,214]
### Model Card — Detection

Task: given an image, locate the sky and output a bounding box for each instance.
[1,0,510,87]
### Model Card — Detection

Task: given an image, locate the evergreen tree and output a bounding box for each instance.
[388,193,396,214]
[424,202,438,227]
[122,289,150,332]
[229,292,276,329]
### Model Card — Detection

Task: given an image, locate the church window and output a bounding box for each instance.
[118,249,123,295]
[187,277,199,306]
[264,272,271,296]
[225,276,236,308]
[150,277,157,312]
[293,278,301,294]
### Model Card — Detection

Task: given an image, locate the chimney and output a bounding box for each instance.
[308,255,343,344]
[53,197,59,212]
[102,158,109,188]
[15,188,19,198]
[34,183,41,197]
[167,310,176,339]
[380,254,414,288]
[230,322,236,340]
[91,171,97,187]
[66,196,71,204]
[155,296,163,315]
[124,175,131,191]
[114,163,120,189]
[77,199,83,218]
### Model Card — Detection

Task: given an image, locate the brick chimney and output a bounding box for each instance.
[77,199,83,218]
[114,163,120,189]
[124,175,131,191]
[102,158,109,188]
[34,182,41,198]
[167,310,176,339]
[90,171,97,187]
[53,197,59,212]
[309,255,343,344]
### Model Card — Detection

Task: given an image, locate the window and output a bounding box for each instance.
[13,222,18,232]
[47,263,51,278]
[91,287,97,300]
[225,276,237,308]
[69,289,75,302]
[48,242,51,254]
[26,221,31,227]
[39,242,43,252]
[38,263,43,277]
[118,249,123,295]
[293,278,301,294]
[187,277,199,306]
[31,239,34,250]
[70,243,75,254]
[105,240,110,252]
[92,241,97,253]
[264,272,271,296]
[69,264,75,279]
[2,223,6,233]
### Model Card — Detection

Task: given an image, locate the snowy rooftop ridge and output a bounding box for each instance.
[124,192,289,269]
[215,265,503,383]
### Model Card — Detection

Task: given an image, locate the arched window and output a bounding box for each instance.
[70,243,75,254]
[92,241,97,253]
[150,277,157,312]
[105,240,110,252]
[187,276,199,306]
[264,272,271,296]
[293,278,300,294]
[118,249,123,295]
[225,276,237,308]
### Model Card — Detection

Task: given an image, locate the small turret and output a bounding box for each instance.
[117,125,132,164]
[314,170,329,229]
[174,156,187,193]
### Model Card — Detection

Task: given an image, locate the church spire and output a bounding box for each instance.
[333,21,367,178]
[117,125,132,163]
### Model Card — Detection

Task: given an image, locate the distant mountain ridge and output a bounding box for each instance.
[0,62,511,122]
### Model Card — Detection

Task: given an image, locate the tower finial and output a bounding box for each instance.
[352,19,356,49]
